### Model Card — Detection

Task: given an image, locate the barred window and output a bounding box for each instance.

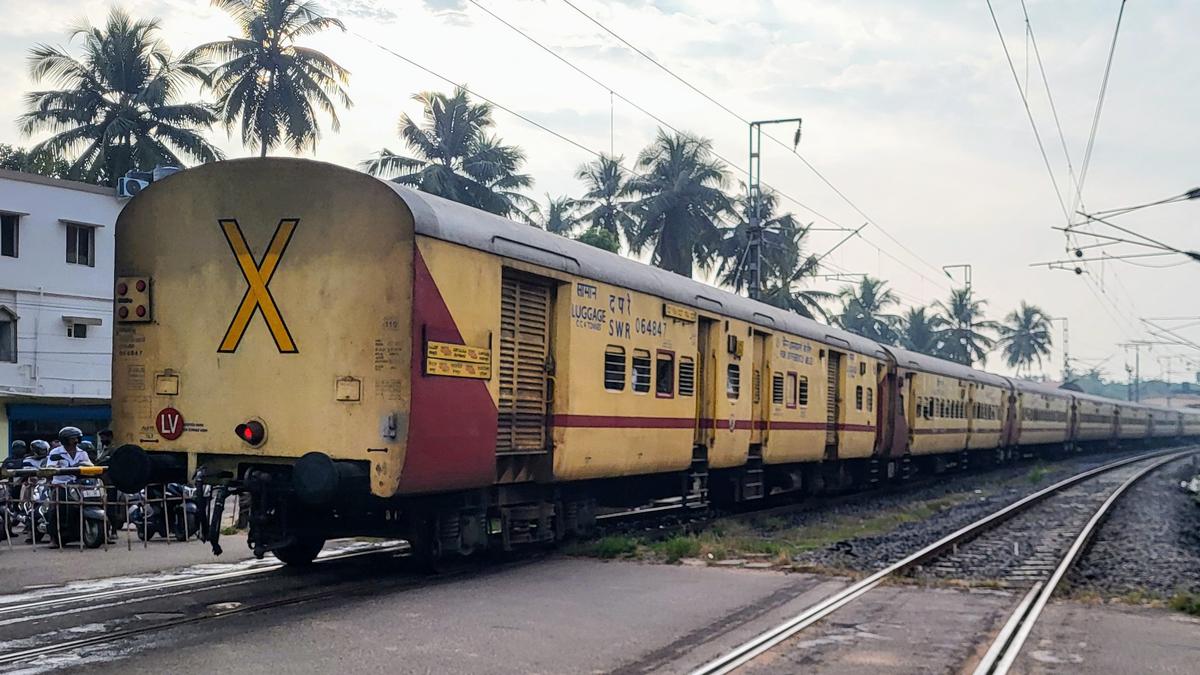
[632,349,651,393]
[859,361,867,376]
[798,376,809,406]
[726,364,740,399]
[752,369,761,404]
[866,387,873,412]
[772,373,785,405]
[786,372,797,408]
[855,385,863,410]
[656,351,675,398]
[679,357,695,397]
[604,346,625,391]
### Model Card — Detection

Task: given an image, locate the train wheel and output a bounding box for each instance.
[272,535,326,566]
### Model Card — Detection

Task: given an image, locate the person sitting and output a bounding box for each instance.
[46,427,93,486]
[2,441,26,472]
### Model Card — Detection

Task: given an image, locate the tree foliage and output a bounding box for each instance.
[192,0,352,156]
[834,277,900,343]
[0,144,71,180]
[575,154,635,242]
[576,226,620,253]
[364,87,535,221]
[20,8,221,185]
[899,306,947,356]
[934,288,999,366]
[998,302,1053,376]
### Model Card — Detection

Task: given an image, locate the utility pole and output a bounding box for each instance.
[942,264,973,294]
[1120,342,1145,402]
[747,117,803,301]
[1049,317,1070,382]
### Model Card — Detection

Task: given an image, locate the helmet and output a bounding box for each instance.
[58,426,83,443]
[30,440,50,455]
[10,440,27,451]
[80,440,95,451]
[10,440,27,457]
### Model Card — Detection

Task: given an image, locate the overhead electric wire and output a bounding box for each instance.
[556,0,952,290]
[1072,0,1128,216]
[985,0,1071,223]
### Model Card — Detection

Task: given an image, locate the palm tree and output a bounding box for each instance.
[717,187,794,290]
[757,220,834,320]
[998,302,1053,376]
[532,195,581,235]
[624,129,732,277]
[934,287,999,366]
[192,0,352,156]
[834,277,900,343]
[364,88,535,221]
[575,154,635,241]
[898,306,946,356]
[20,9,221,185]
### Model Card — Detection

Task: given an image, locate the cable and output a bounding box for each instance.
[556,0,952,290]
[1072,0,1128,216]
[985,0,1070,223]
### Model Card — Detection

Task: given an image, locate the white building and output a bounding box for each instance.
[0,168,123,448]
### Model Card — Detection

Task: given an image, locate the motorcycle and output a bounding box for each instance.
[39,481,110,549]
[127,483,200,542]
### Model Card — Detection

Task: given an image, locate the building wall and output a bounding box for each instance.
[0,169,123,399]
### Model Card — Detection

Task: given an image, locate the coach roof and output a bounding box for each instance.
[390,181,890,359]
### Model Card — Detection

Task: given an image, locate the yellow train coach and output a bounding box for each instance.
[105,159,1195,565]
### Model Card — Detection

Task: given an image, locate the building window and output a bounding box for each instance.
[855,385,863,410]
[0,308,15,362]
[726,364,740,399]
[66,223,95,267]
[67,322,88,339]
[632,349,651,393]
[798,376,809,406]
[678,357,695,397]
[772,373,784,405]
[656,351,675,398]
[786,372,797,408]
[1,214,17,258]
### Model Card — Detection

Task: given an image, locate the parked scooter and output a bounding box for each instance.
[39,482,110,549]
[127,483,200,542]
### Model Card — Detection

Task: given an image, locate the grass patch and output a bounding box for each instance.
[652,536,701,563]
[1168,591,1200,616]
[220,526,240,536]
[569,535,639,559]
[1027,464,1050,484]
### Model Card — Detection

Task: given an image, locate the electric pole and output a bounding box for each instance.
[1050,317,1070,382]
[747,117,803,301]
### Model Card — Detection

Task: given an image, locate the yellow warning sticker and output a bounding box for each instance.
[425,357,491,379]
[426,341,491,366]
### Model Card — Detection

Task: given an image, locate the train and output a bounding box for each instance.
[104,158,1200,565]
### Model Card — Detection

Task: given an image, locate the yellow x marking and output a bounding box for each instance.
[218,218,299,353]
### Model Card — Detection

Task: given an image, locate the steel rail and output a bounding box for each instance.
[687,446,1193,675]
[0,541,407,618]
[971,451,1188,675]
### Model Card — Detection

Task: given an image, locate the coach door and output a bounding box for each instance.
[496,272,553,482]
[825,350,842,458]
[750,332,768,445]
[694,318,718,447]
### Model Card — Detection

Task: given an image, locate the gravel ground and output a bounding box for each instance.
[786,448,1149,574]
[1069,455,1200,600]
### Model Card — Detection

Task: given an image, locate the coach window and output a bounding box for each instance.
[772,373,785,405]
[855,385,863,410]
[726,364,740,399]
[866,387,873,412]
[678,357,695,397]
[632,349,652,393]
[859,361,867,376]
[656,351,675,398]
[798,376,809,406]
[604,346,626,391]
[786,372,797,408]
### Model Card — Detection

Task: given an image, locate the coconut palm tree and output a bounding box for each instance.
[757,220,834,321]
[532,195,581,235]
[191,0,352,156]
[998,302,1053,376]
[20,9,221,185]
[363,88,535,221]
[717,187,794,290]
[834,277,900,343]
[898,306,946,356]
[934,287,999,366]
[624,129,732,277]
[575,154,635,241]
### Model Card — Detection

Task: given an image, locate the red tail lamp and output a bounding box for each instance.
[235,420,266,446]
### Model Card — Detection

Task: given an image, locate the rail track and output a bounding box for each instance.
[687,446,1197,675]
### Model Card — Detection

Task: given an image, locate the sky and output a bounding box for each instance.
[1,0,1196,383]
